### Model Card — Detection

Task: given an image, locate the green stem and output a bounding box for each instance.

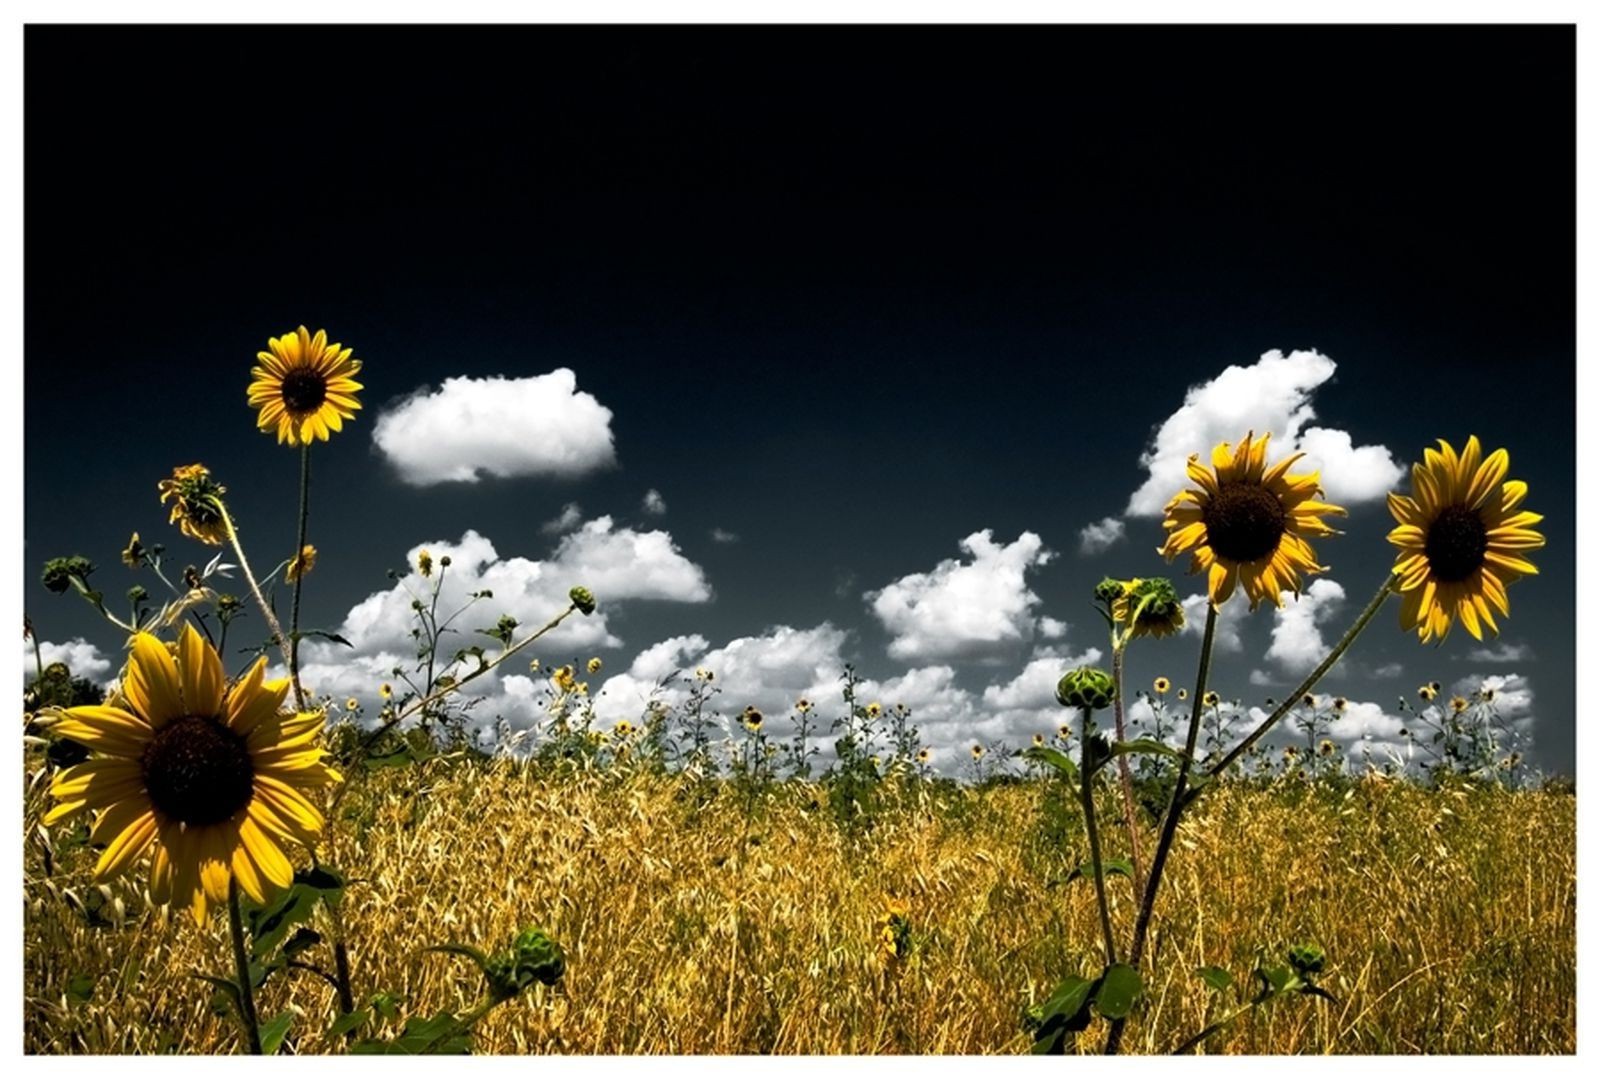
[214,499,293,671]
[1104,603,1217,1055]
[1108,643,1146,897]
[228,878,264,1055]
[1208,572,1399,778]
[1080,706,1118,968]
[288,443,312,712]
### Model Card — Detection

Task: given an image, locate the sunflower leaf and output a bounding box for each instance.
[259,1010,294,1055]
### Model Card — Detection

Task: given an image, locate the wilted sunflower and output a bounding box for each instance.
[157,464,230,546]
[248,326,364,446]
[1387,436,1544,642]
[1160,432,1346,609]
[45,625,339,923]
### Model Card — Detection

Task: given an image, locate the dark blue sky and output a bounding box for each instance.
[22,26,1574,773]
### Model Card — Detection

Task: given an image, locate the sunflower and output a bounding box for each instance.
[1160,432,1347,609]
[248,326,364,446]
[1032,733,1046,747]
[1203,691,1221,708]
[1387,436,1544,642]
[1418,684,1437,701]
[157,464,230,546]
[741,706,764,732]
[1450,696,1469,715]
[1153,677,1171,695]
[916,747,931,763]
[286,544,317,583]
[44,625,339,924]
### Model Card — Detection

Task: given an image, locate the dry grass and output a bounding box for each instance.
[23,756,1575,1054]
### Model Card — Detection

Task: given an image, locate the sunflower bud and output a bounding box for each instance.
[1093,577,1128,605]
[1056,667,1116,711]
[41,556,95,594]
[484,928,565,1000]
[569,586,597,615]
[1287,942,1326,976]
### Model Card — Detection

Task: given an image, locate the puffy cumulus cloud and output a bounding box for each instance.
[540,502,585,535]
[641,489,668,516]
[1456,672,1536,739]
[1077,516,1126,556]
[1124,349,1403,516]
[866,530,1057,664]
[1180,593,1248,654]
[1466,641,1534,664]
[1263,579,1346,675]
[23,637,113,683]
[710,528,740,544]
[372,369,616,486]
[297,523,711,715]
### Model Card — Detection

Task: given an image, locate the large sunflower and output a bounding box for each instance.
[1159,432,1347,609]
[1386,436,1543,642]
[44,624,340,923]
[248,326,363,446]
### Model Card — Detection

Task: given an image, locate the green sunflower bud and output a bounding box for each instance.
[1287,942,1326,976]
[1056,667,1117,711]
[1093,577,1128,604]
[41,556,95,594]
[569,586,597,615]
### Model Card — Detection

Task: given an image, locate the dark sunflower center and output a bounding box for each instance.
[1424,504,1489,582]
[1202,481,1287,563]
[280,369,328,414]
[140,716,254,826]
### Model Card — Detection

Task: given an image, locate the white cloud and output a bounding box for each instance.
[1039,617,1068,640]
[641,489,668,516]
[296,522,711,715]
[710,528,740,544]
[1124,349,1403,516]
[1369,662,1405,679]
[23,638,113,683]
[540,502,585,535]
[1180,593,1248,654]
[1077,516,1126,555]
[1263,578,1346,675]
[1455,672,1536,741]
[1466,641,1534,664]
[866,530,1057,664]
[372,369,617,486]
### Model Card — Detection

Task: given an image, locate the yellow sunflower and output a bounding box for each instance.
[1387,436,1543,642]
[1160,432,1346,609]
[45,624,340,924]
[248,326,363,446]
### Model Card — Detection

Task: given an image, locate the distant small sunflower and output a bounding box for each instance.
[1153,677,1171,695]
[379,683,392,699]
[865,702,882,720]
[1332,697,1347,713]
[1203,691,1221,708]
[1177,688,1188,701]
[121,532,145,569]
[1387,436,1544,642]
[741,706,764,732]
[970,744,984,759]
[1160,432,1346,609]
[157,464,230,546]
[916,747,930,764]
[1418,685,1437,702]
[1032,733,1045,747]
[285,544,317,583]
[587,657,603,675]
[248,326,364,446]
[1057,724,1071,740]
[1450,696,1469,714]
[345,697,359,711]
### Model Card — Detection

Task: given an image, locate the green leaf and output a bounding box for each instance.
[327,1009,370,1038]
[1021,745,1080,784]
[1088,738,1186,775]
[191,973,241,1020]
[369,991,403,1021]
[259,1011,294,1055]
[1065,857,1134,884]
[246,867,346,957]
[354,1011,471,1055]
[425,942,494,976]
[1094,963,1143,1020]
[295,629,353,648]
[283,926,322,957]
[1196,965,1234,992]
[66,972,96,1003]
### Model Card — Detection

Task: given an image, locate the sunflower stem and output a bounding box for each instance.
[1207,572,1399,778]
[228,878,264,1055]
[1108,641,1146,898]
[288,443,312,712]
[214,499,294,671]
[1104,602,1217,1055]
[1080,704,1119,970]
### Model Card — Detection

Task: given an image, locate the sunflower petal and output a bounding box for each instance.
[125,633,184,728]
[177,623,224,718]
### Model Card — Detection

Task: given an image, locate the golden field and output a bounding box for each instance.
[23,756,1576,1055]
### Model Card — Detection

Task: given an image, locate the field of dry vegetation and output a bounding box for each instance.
[24,756,1575,1055]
